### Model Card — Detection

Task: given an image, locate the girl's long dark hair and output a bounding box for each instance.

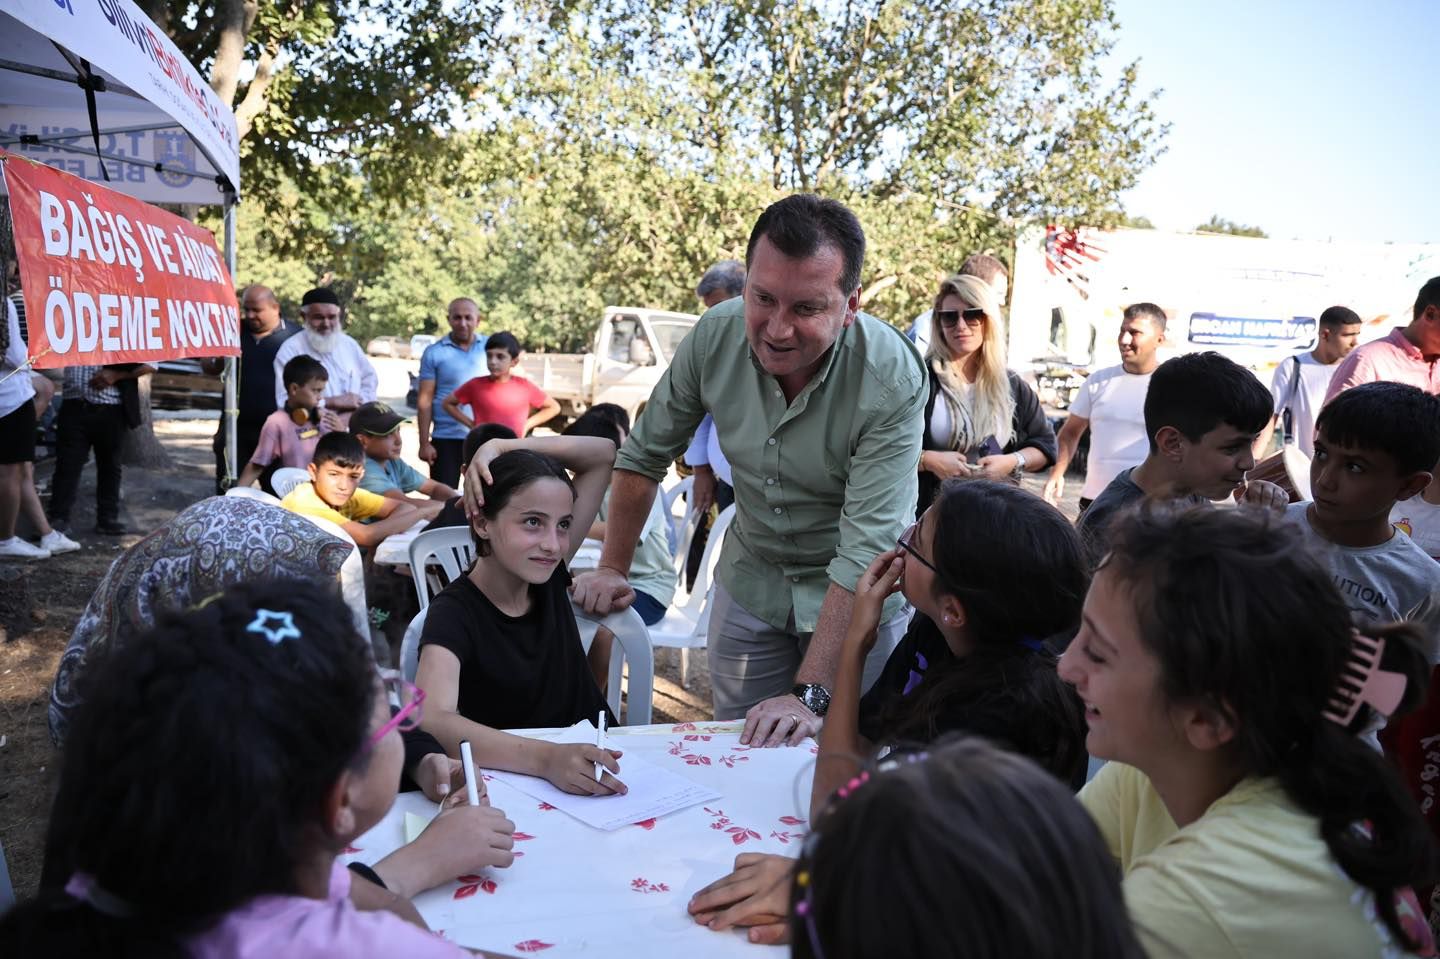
[1105,506,1438,948]
[791,737,1146,959]
[880,479,1090,787]
[0,581,377,957]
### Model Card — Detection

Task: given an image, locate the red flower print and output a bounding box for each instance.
[538,801,556,811]
[681,754,712,766]
[514,940,554,952]
[632,818,657,830]
[672,722,697,732]
[454,874,499,898]
[513,832,535,841]
[668,741,688,756]
[726,826,762,845]
[770,830,799,844]
[718,754,749,768]
[341,845,362,854]
[779,815,807,826]
[682,734,713,742]
[630,877,671,894]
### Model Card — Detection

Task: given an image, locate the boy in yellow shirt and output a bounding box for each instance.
[282,432,420,549]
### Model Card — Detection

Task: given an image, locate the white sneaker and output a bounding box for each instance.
[40,530,81,555]
[0,537,49,560]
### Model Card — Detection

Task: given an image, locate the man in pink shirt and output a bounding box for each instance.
[1325,276,1440,402]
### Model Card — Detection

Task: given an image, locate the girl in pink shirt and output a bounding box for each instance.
[0,583,476,959]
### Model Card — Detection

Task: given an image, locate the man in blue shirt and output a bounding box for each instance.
[416,297,488,487]
[206,284,300,492]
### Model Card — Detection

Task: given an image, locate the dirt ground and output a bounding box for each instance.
[0,412,717,901]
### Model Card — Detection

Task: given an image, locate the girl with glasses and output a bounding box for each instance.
[1,582,497,958]
[688,479,1090,943]
[917,273,1056,516]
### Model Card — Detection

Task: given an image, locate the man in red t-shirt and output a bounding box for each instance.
[441,330,560,438]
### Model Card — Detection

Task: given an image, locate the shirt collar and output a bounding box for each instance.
[1388,326,1424,360]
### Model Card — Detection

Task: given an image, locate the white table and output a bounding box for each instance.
[345,722,813,957]
[374,519,431,567]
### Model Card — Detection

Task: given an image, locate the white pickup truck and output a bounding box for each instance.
[521,306,699,425]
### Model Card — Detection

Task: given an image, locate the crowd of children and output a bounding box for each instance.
[8,272,1440,959]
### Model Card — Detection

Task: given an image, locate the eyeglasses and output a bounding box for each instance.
[365,669,425,750]
[896,522,935,573]
[936,308,986,329]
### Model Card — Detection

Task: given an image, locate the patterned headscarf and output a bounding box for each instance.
[48,496,354,745]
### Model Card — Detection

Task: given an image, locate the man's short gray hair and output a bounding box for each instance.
[696,260,746,301]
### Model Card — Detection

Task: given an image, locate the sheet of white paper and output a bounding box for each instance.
[484,721,720,831]
[404,810,430,844]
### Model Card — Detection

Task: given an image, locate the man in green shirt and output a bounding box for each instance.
[571,195,926,747]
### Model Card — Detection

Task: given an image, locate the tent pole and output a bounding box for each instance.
[223,200,238,489]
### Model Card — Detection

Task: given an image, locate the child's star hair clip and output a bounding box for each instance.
[247,609,301,645]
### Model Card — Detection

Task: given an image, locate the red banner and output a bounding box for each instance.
[1,148,239,369]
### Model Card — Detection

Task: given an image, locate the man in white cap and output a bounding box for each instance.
[272,287,378,428]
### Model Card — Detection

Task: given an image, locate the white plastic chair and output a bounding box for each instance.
[571,602,654,725]
[224,485,281,506]
[662,475,694,552]
[271,467,311,499]
[400,607,428,682]
[649,503,735,687]
[408,526,476,609]
[293,512,369,638]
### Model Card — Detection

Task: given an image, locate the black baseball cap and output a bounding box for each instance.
[349,401,407,436]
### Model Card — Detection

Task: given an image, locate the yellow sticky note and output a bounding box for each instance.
[404,811,430,844]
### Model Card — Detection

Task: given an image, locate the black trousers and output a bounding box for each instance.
[213,420,263,494]
[431,438,465,489]
[48,400,125,525]
[685,478,735,589]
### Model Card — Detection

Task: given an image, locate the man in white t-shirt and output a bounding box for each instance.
[1044,302,1166,512]
[1251,306,1362,459]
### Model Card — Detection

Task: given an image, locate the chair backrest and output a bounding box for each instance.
[400,607,428,682]
[292,512,369,638]
[271,467,311,499]
[571,601,653,725]
[678,503,735,616]
[224,485,282,506]
[408,525,477,609]
[662,475,693,545]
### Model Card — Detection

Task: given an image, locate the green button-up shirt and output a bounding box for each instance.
[616,297,926,631]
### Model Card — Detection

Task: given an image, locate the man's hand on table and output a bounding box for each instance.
[539,741,628,796]
[688,852,796,945]
[741,695,820,748]
[569,567,636,616]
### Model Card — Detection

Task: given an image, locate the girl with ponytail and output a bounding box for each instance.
[1060,505,1439,958]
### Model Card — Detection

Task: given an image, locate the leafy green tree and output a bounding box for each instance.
[1194,215,1267,238]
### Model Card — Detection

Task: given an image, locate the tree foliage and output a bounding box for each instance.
[1194,214,1267,238]
[176,0,1169,348]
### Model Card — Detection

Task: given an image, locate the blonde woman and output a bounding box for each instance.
[918,274,1055,514]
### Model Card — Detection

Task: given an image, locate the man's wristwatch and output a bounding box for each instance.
[1011,449,1028,480]
[792,683,832,717]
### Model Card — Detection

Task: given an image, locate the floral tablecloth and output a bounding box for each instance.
[345,722,814,957]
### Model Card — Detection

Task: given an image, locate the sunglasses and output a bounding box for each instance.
[936,308,986,329]
[365,670,425,750]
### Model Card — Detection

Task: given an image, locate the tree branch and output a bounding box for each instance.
[210,0,259,105]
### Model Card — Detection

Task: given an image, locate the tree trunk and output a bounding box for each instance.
[120,376,172,469]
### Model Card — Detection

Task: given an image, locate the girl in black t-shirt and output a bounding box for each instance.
[415,435,628,796]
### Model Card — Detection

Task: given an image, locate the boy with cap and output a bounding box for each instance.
[351,401,453,522]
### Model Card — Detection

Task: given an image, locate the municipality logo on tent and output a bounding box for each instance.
[153,131,197,188]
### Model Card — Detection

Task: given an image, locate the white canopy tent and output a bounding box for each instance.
[0,0,243,476]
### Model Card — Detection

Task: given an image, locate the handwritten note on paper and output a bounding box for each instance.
[484,722,720,831]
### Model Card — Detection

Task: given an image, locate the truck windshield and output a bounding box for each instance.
[649,321,695,361]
